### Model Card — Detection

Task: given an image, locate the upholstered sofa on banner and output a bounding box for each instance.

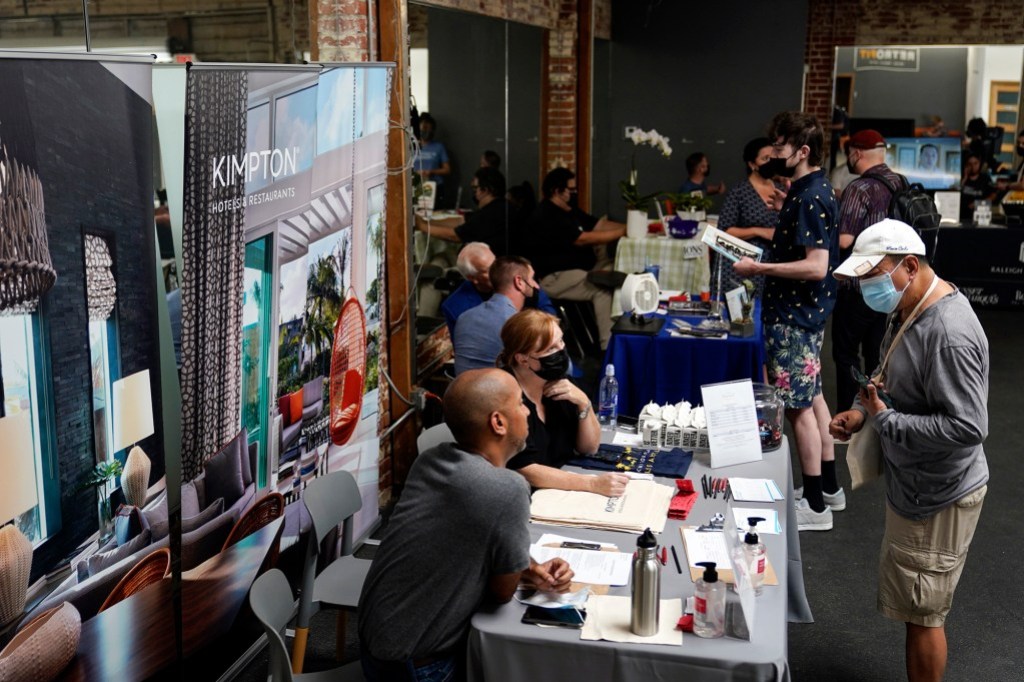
[25,432,260,625]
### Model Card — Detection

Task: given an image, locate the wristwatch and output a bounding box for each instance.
[577,406,591,420]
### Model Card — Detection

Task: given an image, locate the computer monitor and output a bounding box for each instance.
[883,137,961,190]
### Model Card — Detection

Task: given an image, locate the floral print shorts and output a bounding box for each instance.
[764,323,824,409]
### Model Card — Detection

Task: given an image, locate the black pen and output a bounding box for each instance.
[671,546,682,574]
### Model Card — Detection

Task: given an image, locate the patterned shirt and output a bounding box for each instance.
[718,178,778,297]
[762,169,840,331]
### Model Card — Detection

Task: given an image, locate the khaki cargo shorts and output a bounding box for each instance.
[878,485,986,627]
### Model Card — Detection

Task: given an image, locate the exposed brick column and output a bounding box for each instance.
[803,0,857,125]
[541,1,580,176]
[311,0,371,62]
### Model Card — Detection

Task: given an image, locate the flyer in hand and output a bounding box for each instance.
[701,225,764,263]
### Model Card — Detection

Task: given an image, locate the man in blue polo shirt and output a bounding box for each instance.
[453,255,542,375]
[734,111,841,532]
[442,243,557,338]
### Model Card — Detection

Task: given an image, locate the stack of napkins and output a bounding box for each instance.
[530,479,675,534]
[580,595,683,646]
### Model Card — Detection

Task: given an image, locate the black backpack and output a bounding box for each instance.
[860,171,941,232]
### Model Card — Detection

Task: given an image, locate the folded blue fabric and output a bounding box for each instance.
[567,445,693,478]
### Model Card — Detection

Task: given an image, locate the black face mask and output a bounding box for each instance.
[532,348,569,381]
[1017,145,1024,157]
[760,153,797,179]
[704,165,712,177]
[568,191,579,209]
[846,154,857,175]
[524,286,540,309]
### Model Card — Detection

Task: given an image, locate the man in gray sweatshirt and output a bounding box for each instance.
[829,219,988,682]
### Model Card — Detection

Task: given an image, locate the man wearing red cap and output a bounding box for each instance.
[832,130,905,421]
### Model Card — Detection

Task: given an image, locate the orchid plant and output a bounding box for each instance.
[620,127,672,211]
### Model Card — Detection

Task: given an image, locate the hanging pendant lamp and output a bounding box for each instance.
[0,141,55,314]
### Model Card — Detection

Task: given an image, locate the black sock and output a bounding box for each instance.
[802,475,825,513]
[821,460,839,495]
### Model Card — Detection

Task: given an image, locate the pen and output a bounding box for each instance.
[671,546,682,574]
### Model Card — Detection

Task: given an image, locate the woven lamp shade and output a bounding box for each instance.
[0,142,55,314]
[0,602,81,681]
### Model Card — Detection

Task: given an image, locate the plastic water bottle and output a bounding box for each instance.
[598,364,619,429]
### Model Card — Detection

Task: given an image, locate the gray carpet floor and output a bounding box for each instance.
[237,308,1024,681]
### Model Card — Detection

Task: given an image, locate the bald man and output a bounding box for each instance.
[359,369,573,681]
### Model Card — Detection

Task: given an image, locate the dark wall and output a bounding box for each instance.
[836,47,967,129]
[592,0,809,219]
[0,59,162,581]
[426,7,542,211]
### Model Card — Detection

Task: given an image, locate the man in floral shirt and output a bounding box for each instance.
[734,111,841,532]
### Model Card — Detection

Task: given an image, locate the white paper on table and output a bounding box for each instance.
[580,595,683,646]
[727,478,777,503]
[535,533,619,551]
[731,507,781,534]
[700,380,763,468]
[681,528,732,568]
[515,586,591,609]
[611,431,644,447]
[530,545,633,586]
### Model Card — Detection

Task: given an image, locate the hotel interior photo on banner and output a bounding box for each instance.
[0,2,1020,681]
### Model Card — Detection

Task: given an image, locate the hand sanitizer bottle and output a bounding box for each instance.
[693,561,725,638]
[742,517,767,596]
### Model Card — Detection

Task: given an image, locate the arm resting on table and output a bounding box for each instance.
[515,463,627,497]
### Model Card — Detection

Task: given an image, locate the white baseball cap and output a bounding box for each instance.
[834,218,927,279]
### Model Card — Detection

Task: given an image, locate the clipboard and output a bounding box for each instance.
[541,542,615,594]
[678,526,779,586]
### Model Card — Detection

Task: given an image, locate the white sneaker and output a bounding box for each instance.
[794,486,847,512]
[795,498,833,532]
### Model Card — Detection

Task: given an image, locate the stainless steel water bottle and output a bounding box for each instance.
[630,527,661,636]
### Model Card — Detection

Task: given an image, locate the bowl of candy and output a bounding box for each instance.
[666,215,699,239]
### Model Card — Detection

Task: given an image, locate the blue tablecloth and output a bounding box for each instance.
[605,308,765,416]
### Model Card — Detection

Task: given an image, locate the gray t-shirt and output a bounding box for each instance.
[358,442,531,660]
[862,290,989,519]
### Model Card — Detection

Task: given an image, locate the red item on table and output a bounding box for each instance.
[668,479,698,520]
[677,614,694,632]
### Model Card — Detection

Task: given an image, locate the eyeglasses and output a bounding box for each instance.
[470,184,480,190]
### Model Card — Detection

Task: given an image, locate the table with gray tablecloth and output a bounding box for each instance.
[468,436,812,682]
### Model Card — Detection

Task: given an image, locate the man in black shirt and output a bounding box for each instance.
[526,168,625,349]
[415,166,514,256]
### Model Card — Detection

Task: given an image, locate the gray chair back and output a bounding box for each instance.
[250,569,297,682]
[303,469,361,554]
[417,422,454,454]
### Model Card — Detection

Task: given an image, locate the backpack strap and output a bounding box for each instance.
[859,171,906,195]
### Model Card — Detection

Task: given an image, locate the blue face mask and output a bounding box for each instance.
[860,259,908,313]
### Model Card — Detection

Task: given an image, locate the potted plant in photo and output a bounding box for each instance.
[620,127,672,238]
[79,459,123,543]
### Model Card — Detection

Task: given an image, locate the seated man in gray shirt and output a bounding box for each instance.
[359,368,574,681]
[453,255,542,375]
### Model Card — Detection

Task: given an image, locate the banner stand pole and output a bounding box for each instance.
[81,0,92,52]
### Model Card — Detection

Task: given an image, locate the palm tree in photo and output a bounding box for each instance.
[302,254,342,377]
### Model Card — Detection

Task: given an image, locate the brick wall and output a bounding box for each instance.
[543,1,579,173]
[804,0,1024,124]
[0,1,310,63]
